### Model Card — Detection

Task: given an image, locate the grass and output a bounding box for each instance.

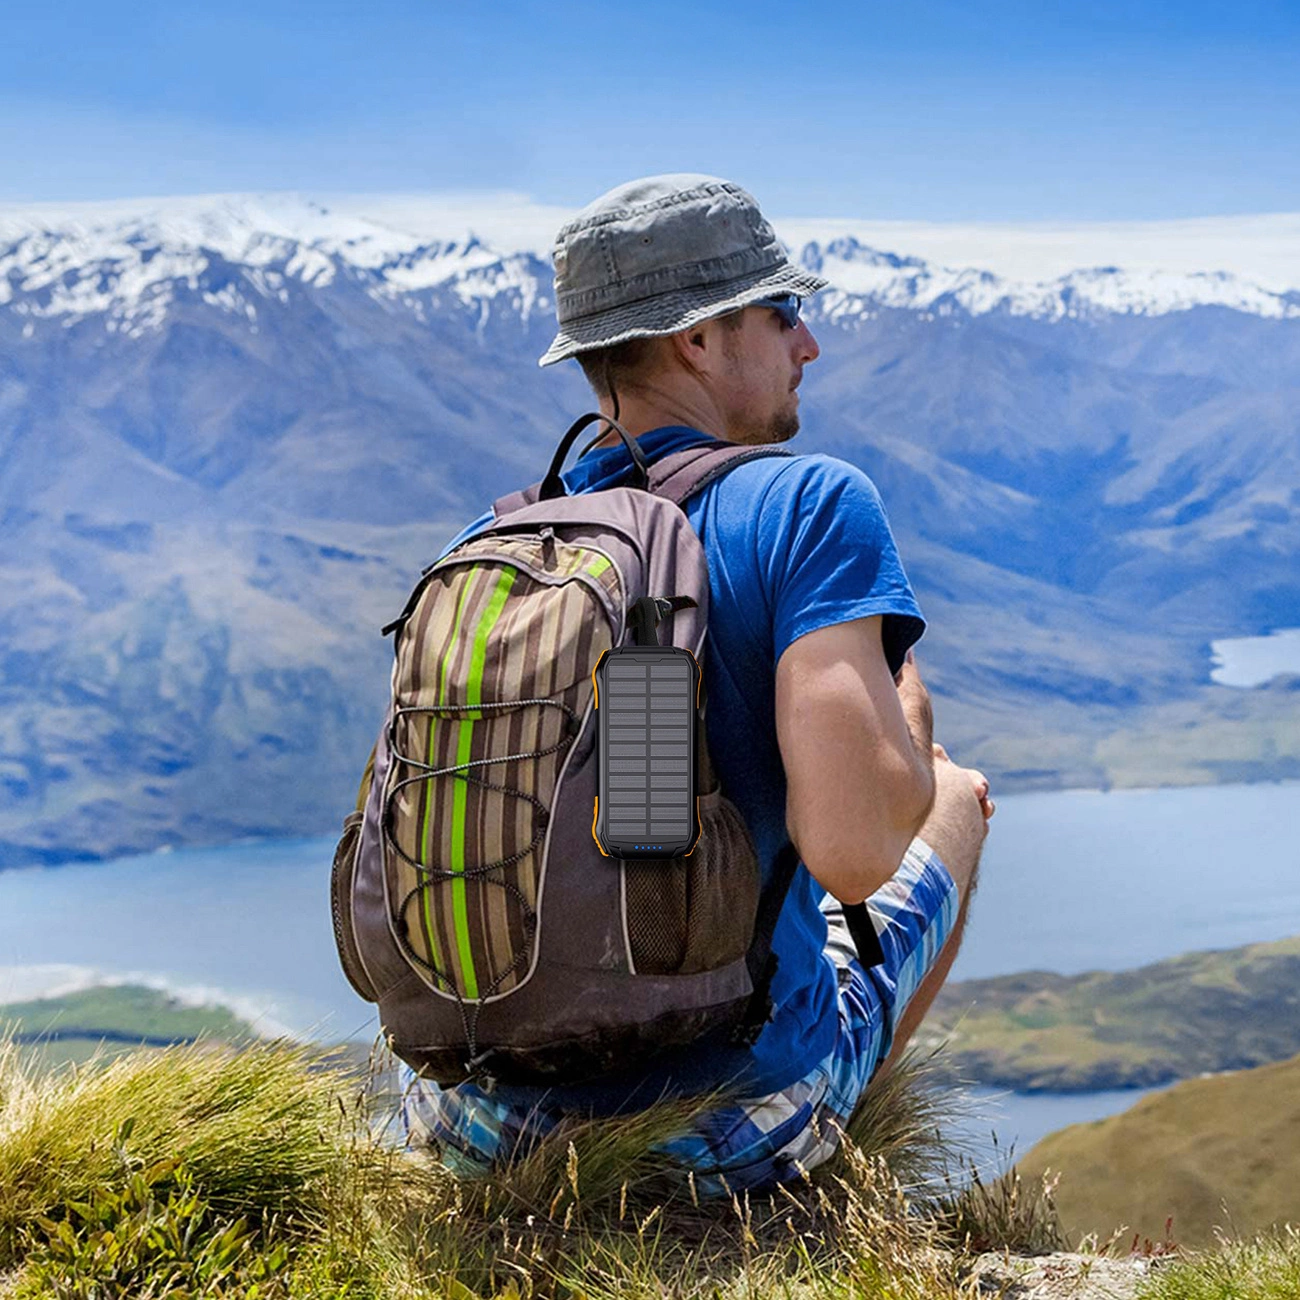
[0,1030,1290,1298]
[1133,1228,1300,1300]
[0,1033,1048,1298]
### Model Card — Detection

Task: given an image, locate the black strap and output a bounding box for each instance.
[733,840,802,1046]
[539,412,649,500]
[843,901,886,969]
[628,595,697,646]
[732,856,887,1045]
[380,569,436,639]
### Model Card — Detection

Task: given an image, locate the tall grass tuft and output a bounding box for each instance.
[929,1156,1067,1256]
[0,1033,999,1297]
[0,1035,376,1252]
[36,1032,1300,1297]
[1134,1227,1300,1300]
[820,1048,970,1192]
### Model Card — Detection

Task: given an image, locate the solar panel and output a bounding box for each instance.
[593,646,700,858]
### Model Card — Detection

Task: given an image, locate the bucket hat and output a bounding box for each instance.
[538,174,827,367]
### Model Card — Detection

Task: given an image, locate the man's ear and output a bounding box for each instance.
[670,320,719,378]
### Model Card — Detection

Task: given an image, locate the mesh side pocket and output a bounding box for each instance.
[624,786,761,976]
[331,811,377,1002]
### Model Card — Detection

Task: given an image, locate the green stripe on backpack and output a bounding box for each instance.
[448,566,516,1000]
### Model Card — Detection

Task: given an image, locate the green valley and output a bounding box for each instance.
[928,934,1300,1091]
[0,984,257,1073]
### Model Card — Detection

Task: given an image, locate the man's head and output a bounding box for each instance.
[539,175,826,445]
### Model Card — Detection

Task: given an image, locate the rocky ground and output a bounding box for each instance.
[969,1252,1159,1299]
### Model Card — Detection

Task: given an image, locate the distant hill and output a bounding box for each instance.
[928,934,1300,1091]
[1018,1051,1300,1248]
[0,984,256,1072]
[2,194,1299,864]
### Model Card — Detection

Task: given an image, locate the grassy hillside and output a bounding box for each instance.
[928,934,1300,1091]
[0,1036,1067,1299]
[0,985,256,1073]
[0,1004,1297,1292]
[1018,1051,1300,1248]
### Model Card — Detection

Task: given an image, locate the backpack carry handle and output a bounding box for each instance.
[628,595,697,646]
[539,412,650,500]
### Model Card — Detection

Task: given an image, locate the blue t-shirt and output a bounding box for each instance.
[436,426,925,1106]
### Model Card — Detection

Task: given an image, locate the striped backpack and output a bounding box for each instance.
[330,415,804,1088]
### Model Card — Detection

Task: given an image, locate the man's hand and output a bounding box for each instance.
[930,743,995,850]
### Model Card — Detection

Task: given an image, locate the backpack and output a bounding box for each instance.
[330,414,807,1088]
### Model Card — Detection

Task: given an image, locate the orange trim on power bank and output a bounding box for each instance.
[684,649,702,854]
[683,794,702,857]
[686,648,701,708]
[591,648,609,710]
[591,651,609,855]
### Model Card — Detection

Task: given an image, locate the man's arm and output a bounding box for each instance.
[775,615,935,905]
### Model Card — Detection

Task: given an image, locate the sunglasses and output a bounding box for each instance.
[749,292,802,330]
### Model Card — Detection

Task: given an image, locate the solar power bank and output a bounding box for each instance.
[592,597,702,859]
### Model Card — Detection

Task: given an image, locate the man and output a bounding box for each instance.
[403,174,993,1193]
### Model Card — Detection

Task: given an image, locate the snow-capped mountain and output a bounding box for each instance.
[2,193,1298,865]
[3,193,1298,342]
[801,237,1300,322]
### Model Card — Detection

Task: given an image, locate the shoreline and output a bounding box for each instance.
[4,773,1299,875]
[0,965,302,1041]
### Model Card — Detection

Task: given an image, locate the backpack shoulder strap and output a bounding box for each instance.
[645,441,806,1045]
[492,482,541,518]
[647,442,793,507]
[491,434,794,520]
[653,443,891,1038]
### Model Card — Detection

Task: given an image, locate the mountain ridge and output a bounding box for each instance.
[2,193,1297,865]
[5,194,1299,340]
[1018,1051,1300,1248]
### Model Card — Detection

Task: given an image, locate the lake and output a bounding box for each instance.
[944,1085,1163,1173]
[948,779,1300,980]
[1,780,1296,1158]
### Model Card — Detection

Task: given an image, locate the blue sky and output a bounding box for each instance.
[4,0,1298,220]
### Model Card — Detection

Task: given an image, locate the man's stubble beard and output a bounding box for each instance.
[733,407,799,447]
[721,334,801,445]
[769,407,800,443]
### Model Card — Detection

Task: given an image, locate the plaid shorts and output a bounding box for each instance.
[401,838,958,1196]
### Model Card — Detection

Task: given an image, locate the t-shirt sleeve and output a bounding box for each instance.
[756,454,925,675]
